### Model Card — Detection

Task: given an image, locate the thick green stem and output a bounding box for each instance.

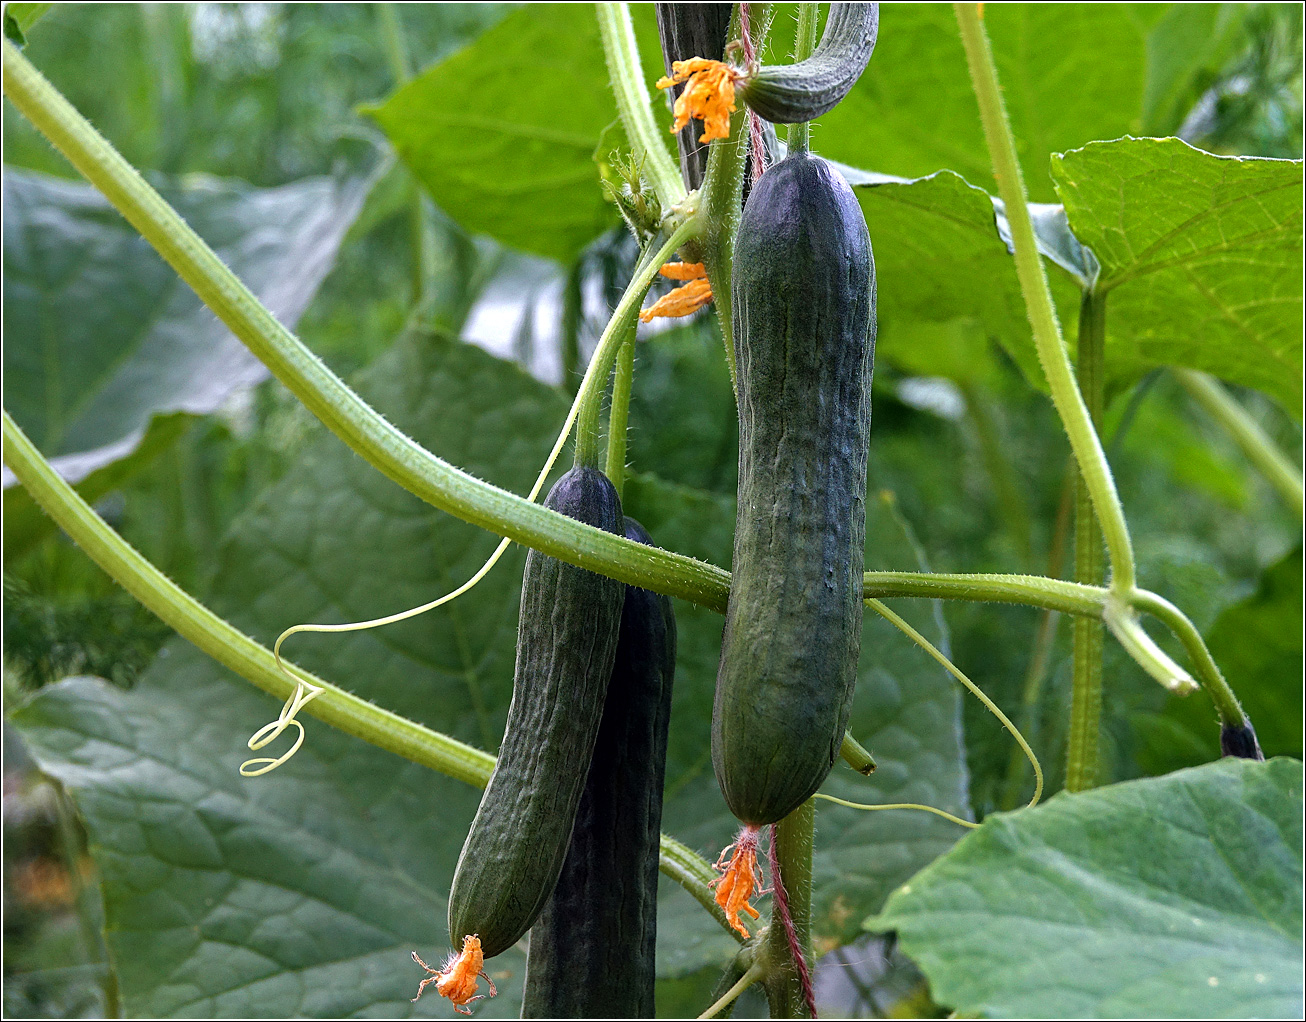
[1173,367,1304,520]
[763,800,817,1018]
[596,2,687,210]
[1,38,729,608]
[605,327,637,497]
[785,4,821,154]
[863,571,1103,615]
[2,411,731,931]
[698,5,774,401]
[954,4,1136,595]
[1067,290,1107,792]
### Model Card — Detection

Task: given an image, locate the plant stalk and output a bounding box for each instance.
[763,800,817,1018]
[596,2,687,210]
[785,4,822,154]
[954,4,1136,595]
[1173,367,1304,520]
[605,326,637,497]
[1066,289,1106,792]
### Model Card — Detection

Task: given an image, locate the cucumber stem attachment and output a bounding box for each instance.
[784,4,822,155]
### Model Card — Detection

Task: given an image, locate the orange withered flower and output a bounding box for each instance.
[411,935,497,1014]
[639,262,713,323]
[656,58,744,143]
[710,826,763,938]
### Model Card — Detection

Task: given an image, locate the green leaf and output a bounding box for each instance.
[818,4,1153,201]
[9,333,574,1016]
[3,2,51,46]
[1,168,372,485]
[1052,137,1304,415]
[854,170,1081,390]
[367,4,673,263]
[867,758,1304,1019]
[623,478,972,972]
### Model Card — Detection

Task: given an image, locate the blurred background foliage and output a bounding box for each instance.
[2,3,1302,1018]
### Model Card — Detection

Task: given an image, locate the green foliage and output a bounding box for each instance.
[3,3,1303,1019]
[868,758,1303,1018]
[1054,137,1304,414]
[368,4,673,262]
[1,167,371,559]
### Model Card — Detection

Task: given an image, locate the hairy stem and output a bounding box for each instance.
[954,4,1136,594]
[597,2,687,210]
[1173,367,1304,520]
[763,800,817,1018]
[1067,289,1106,792]
[605,326,637,497]
[1127,589,1247,726]
[785,3,821,154]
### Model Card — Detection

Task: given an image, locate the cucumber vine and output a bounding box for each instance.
[1,3,1284,1018]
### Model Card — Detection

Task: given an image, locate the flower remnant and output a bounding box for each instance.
[411,935,497,1014]
[639,262,713,323]
[656,58,743,143]
[710,825,763,937]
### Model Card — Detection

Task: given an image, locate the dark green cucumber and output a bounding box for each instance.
[522,516,676,1018]
[655,2,734,189]
[713,152,876,826]
[448,466,625,959]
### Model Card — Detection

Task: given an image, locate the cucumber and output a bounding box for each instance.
[713,151,876,826]
[655,2,734,190]
[523,516,676,1018]
[448,466,625,959]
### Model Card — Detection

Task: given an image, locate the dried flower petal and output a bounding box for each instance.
[710,826,763,937]
[655,58,742,143]
[659,261,708,281]
[412,935,497,1014]
[639,276,713,323]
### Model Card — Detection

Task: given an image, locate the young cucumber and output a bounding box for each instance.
[713,152,877,826]
[523,516,676,1018]
[448,466,625,959]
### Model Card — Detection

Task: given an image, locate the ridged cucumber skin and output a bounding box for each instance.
[448,467,625,959]
[713,152,876,826]
[522,517,676,1018]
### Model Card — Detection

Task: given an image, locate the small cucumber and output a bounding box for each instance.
[448,466,625,959]
[713,151,876,826]
[523,516,676,1018]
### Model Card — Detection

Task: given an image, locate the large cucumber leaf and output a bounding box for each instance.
[819,4,1244,201]
[367,4,673,263]
[1053,137,1304,415]
[1,168,371,518]
[867,758,1304,1018]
